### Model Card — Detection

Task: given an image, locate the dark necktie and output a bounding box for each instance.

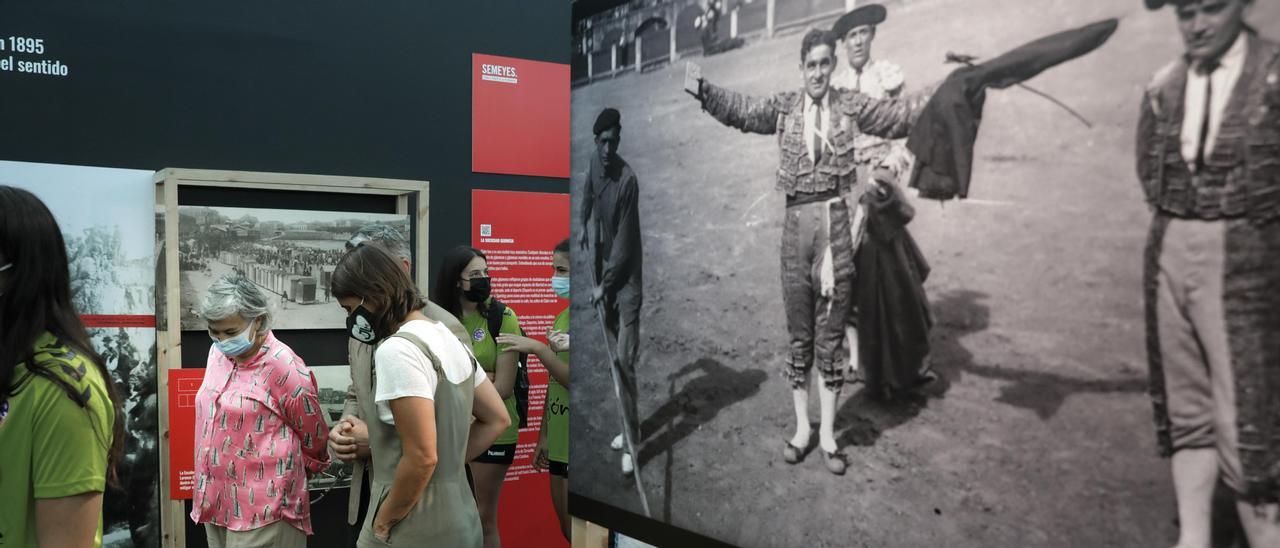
[1194,61,1218,172]
[813,102,823,165]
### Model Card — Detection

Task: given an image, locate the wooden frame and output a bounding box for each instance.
[152,169,430,548]
[572,518,611,548]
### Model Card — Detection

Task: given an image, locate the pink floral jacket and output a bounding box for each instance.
[190,331,331,533]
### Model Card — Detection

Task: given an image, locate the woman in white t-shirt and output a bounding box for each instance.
[330,242,510,547]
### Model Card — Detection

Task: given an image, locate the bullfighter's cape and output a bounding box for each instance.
[906,19,1120,200]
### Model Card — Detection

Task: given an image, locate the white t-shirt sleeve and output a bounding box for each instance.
[373,337,439,425]
[373,322,492,425]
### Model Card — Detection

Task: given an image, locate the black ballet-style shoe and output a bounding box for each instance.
[783,439,807,464]
[823,450,847,476]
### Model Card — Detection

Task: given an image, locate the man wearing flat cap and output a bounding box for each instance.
[580,107,644,477]
[691,28,932,476]
[1136,1,1280,545]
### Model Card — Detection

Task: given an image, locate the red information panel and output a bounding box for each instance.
[472,53,570,178]
[167,368,205,500]
[472,189,570,548]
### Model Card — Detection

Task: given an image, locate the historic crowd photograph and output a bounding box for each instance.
[569,0,1280,546]
[175,206,410,331]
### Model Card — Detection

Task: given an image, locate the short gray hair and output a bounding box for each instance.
[348,224,411,262]
[199,275,272,331]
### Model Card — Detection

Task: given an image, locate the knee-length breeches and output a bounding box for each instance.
[781,198,854,390]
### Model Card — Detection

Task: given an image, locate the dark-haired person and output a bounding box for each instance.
[328,224,472,547]
[191,275,331,548]
[580,107,644,477]
[831,3,913,182]
[690,28,930,475]
[433,245,522,548]
[1137,1,1279,546]
[332,242,510,547]
[830,3,917,382]
[0,185,125,547]
[496,238,572,540]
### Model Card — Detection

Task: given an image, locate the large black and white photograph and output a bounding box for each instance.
[175,206,410,331]
[95,326,161,547]
[0,160,162,547]
[570,0,1280,546]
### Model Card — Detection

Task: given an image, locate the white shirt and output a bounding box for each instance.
[803,91,831,162]
[374,319,488,425]
[831,58,914,177]
[831,59,905,100]
[1181,32,1247,166]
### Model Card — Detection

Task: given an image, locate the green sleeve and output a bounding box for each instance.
[30,375,112,498]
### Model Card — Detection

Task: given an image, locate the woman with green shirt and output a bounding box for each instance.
[497,238,571,541]
[434,245,522,548]
[0,186,125,548]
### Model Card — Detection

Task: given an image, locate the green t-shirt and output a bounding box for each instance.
[547,307,569,464]
[0,332,115,548]
[462,301,521,445]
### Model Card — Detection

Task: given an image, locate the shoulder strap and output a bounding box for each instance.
[16,343,91,406]
[387,331,478,386]
[485,299,506,342]
[387,332,445,380]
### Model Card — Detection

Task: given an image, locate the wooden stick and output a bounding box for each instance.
[585,252,652,517]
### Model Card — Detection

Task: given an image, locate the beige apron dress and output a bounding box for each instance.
[357,332,483,547]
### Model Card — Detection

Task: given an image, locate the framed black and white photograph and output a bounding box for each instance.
[569,1,1280,546]
[175,206,411,332]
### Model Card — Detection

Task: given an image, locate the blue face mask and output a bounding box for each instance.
[211,319,259,358]
[551,275,570,299]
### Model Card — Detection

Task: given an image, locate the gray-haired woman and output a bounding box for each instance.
[190,275,331,548]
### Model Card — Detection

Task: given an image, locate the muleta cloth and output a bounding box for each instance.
[832,3,887,39]
[905,18,1119,201]
[594,108,621,135]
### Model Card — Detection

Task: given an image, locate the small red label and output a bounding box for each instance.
[80,314,157,328]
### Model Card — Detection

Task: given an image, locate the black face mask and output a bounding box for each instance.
[347,302,379,345]
[463,276,492,303]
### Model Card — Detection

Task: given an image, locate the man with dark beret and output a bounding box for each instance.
[579,107,644,476]
[1135,1,1280,546]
